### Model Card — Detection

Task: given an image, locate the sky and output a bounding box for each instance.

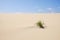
[0,0,60,13]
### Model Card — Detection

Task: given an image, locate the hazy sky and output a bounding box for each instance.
[0,0,60,13]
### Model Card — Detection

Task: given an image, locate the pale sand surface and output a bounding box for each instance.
[0,13,60,40]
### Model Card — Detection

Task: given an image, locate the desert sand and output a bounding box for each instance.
[0,13,60,40]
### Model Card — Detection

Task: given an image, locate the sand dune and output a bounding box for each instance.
[0,13,60,40]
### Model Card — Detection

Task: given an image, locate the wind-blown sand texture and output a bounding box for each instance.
[0,13,60,40]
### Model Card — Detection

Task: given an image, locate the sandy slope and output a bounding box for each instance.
[0,13,60,40]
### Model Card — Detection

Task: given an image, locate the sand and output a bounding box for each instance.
[0,13,60,40]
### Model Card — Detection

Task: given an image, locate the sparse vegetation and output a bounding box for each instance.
[36,21,44,29]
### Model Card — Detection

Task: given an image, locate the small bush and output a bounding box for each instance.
[36,21,44,29]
